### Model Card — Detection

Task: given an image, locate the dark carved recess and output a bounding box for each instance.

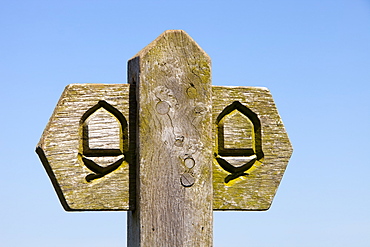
[215,101,264,182]
[79,100,128,182]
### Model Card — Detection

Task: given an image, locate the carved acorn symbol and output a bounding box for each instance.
[80,100,128,182]
[216,101,264,180]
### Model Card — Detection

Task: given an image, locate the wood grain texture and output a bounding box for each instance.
[37,84,292,213]
[37,31,292,225]
[212,86,293,210]
[127,30,213,247]
[36,83,134,210]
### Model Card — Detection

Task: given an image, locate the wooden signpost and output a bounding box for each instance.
[36,30,292,246]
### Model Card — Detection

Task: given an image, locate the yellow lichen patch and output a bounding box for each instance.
[36,84,132,211]
[212,86,292,211]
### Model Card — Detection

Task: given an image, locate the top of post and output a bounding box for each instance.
[129,29,210,64]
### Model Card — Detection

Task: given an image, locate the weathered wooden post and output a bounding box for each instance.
[127,30,213,246]
[36,30,292,246]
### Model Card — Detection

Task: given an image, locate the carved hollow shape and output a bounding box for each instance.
[79,100,128,181]
[216,101,264,175]
[83,156,124,182]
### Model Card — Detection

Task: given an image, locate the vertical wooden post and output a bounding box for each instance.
[127,30,213,246]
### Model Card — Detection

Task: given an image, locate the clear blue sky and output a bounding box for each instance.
[1,1,369,246]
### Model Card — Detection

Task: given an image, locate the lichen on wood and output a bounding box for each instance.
[212,86,293,210]
[127,30,213,247]
[36,83,134,211]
